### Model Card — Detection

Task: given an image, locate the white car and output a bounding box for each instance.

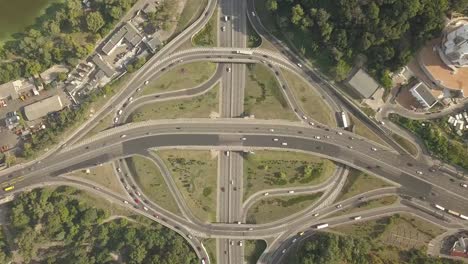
[348,146,353,149]
[117,109,122,115]
[227,67,231,72]
[143,206,148,211]
[187,234,193,239]
[371,147,377,151]
[313,213,319,217]
[230,241,234,246]
[225,151,230,156]
[128,97,133,102]
[416,170,423,175]
[239,241,243,247]
[117,167,122,172]
[136,88,141,92]
[241,137,247,141]
[302,115,308,120]
[282,249,286,254]
[248,227,253,231]
[136,191,141,196]
[288,190,295,194]
[353,216,362,220]
[269,128,275,132]
[123,200,129,204]
[224,15,228,21]
[337,132,343,135]
[315,136,321,140]
[114,117,119,123]
[251,12,255,16]
[281,142,288,146]
[460,183,467,188]
[292,238,297,243]
[273,138,279,142]
[297,63,303,68]
[336,204,343,209]
[264,192,269,196]
[308,121,315,126]
[120,134,127,138]
[144,80,149,85]
[221,26,226,31]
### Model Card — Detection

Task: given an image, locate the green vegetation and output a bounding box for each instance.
[392,133,419,156]
[261,0,465,86]
[203,238,217,264]
[281,69,334,126]
[336,169,393,202]
[158,150,217,222]
[246,20,261,48]
[126,57,147,73]
[243,150,335,200]
[192,8,217,46]
[127,156,182,216]
[130,83,219,121]
[244,240,267,264]
[389,114,468,169]
[0,0,136,84]
[330,195,398,218]
[0,228,10,263]
[175,0,208,35]
[246,193,322,224]
[85,114,113,138]
[244,63,296,120]
[350,114,388,146]
[292,231,459,264]
[142,61,217,95]
[6,187,197,263]
[143,1,178,32]
[72,163,127,196]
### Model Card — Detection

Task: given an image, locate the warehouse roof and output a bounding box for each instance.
[347,69,380,98]
[24,95,64,121]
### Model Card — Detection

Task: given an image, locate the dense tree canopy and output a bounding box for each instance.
[266,0,465,84]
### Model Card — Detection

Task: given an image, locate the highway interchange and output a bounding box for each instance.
[0,0,467,263]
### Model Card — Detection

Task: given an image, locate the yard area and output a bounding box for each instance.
[246,193,322,224]
[141,61,217,96]
[157,150,217,222]
[192,8,217,46]
[126,156,182,216]
[336,169,393,202]
[281,69,335,126]
[71,163,127,197]
[130,83,219,121]
[330,195,399,218]
[332,213,446,259]
[244,240,267,264]
[244,64,297,120]
[243,150,335,201]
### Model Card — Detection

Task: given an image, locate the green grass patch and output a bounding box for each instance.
[391,133,419,157]
[246,193,322,224]
[336,169,393,202]
[247,19,261,48]
[126,156,182,216]
[244,63,296,120]
[330,195,399,218]
[203,238,217,264]
[71,163,127,197]
[130,83,219,121]
[349,114,389,146]
[192,8,217,46]
[142,61,217,96]
[281,69,334,126]
[84,114,113,138]
[66,187,131,216]
[174,0,207,35]
[157,150,217,222]
[243,150,335,201]
[332,213,446,253]
[244,240,267,264]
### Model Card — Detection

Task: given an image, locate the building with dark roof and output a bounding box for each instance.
[101,22,143,55]
[23,95,64,121]
[91,54,115,78]
[346,69,380,99]
[409,82,438,109]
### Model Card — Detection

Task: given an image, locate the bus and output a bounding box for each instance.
[3,186,14,192]
[460,214,468,220]
[236,50,253,55]
[339,111,349,128]
[316,223,329,229]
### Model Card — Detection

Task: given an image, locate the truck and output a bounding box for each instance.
[434,204,445,211]
[460,214,468,220]
[236,50,253,55]
[447,209,460,217]
[315,223,329,229]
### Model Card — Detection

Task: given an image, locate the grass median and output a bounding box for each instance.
[174,0,207,35]
[244,64,297,120]
[141,61,217,96]
[192,7,217,46]
[245,240,267,264]
[336,169,394,202]
[130,83,219,121]
[391,133,419,156]
[329,195,399,218]
[281,69,335,126]
[246,192,322,224]
[71,163,127,197]
[157,150,217,222]
[126,156,182,216]
[349,114,389,147]
[243,150,335,201]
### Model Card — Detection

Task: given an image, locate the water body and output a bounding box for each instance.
[0,0,59,41]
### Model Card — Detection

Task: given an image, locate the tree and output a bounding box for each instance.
[291,4,305,25]
[266,0,278,11]
[26,61,42,76]
[86,12,105,33]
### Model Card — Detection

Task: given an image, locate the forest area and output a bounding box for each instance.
[264,0,468,86]
[0,187,197,264]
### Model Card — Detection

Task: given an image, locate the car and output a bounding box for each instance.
[224,15,228,21]
[348,146,353,149]
[292,238,297,243]
[136,88,141,92]
[297,63,302,68]
[336,204,342,209]
[264,192,269,196]
[298,231,305,236]
[117,109,122,115]
[313,213,319,217]
[237,221,241,224]
[315,136,321,140]
[461,183,468,188]
[281,142,288,146]
[114,117,119,123]
[248,227,254,231]
[221,26,226,31]
[251,11,255,16]
[220,187,225,192]
[144,80,149,85]
[416,170,423,175]
[116,167,121,172]
[227,67,231,72]
[325,135,330,139]
[241,137,247,141]
[187,234,193,239]
[134,199,139,203]
[273,138,279,142]
[353,216,362,220]
[230,240,234,246]
[288,190,295,194]
[302,115,308,120]
[123,200,129,204]
[201,258,206,264]
[128,97,133,102]
[120,134,127,138]
[225,151,230,156]
[136,191,141,196]
[371,147,377,151]
[379,121,385,125]
[282,249,287,254]
[230,180,234,185]
[239,241,243,246]
[153,214,159,218]
[269,128,275,132]
[125,185,130,190]
[308,121,315,126]
[337,131,343,135]
[143,206,148,211]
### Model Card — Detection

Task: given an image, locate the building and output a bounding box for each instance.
[346,69,380,99]
[145,36,162,53]
[409,82,438,109]
[91,54,115,78]
[442,24,468,68]
[101,22,143,55]
[23,95,64,121]
[4,112,21,130]
[0,82,18,100]
[451,236,468,258]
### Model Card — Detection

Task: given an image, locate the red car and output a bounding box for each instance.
[134,199,139,204]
